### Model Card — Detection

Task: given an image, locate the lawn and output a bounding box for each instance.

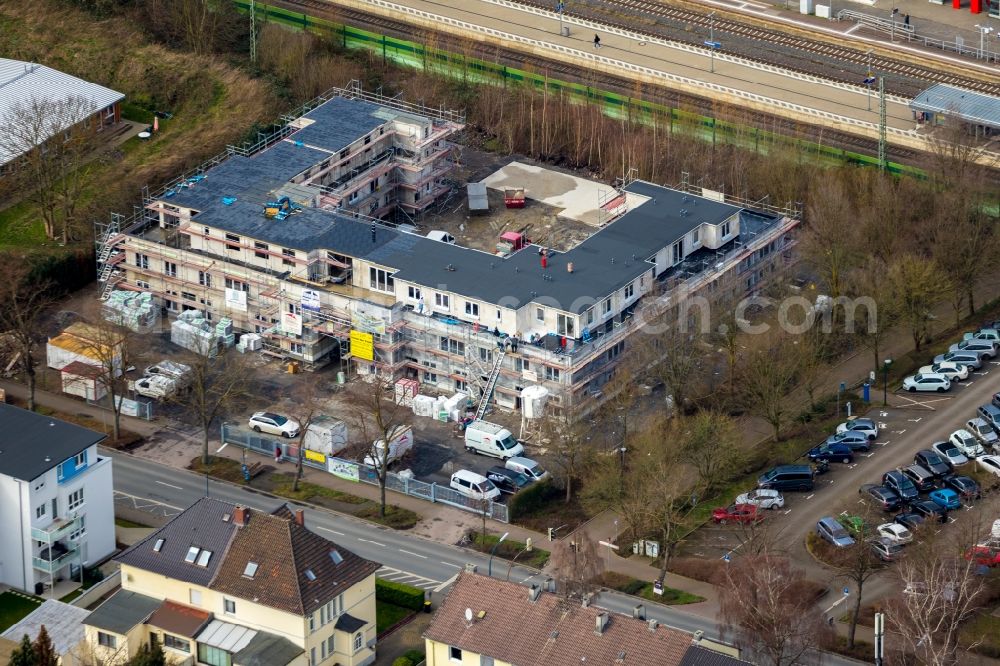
[376,600,415,636]
[594,572,705,606]
[114,517,151,528]
[468,532,551,569]
[0,200,46,248]
[962,611,1000,657]
[0,592,42,632]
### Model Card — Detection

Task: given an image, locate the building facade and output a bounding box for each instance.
[0,404,115,595]
[83,499,380,666]
[99,87,798,419]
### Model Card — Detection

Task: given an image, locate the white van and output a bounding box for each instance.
[450,470,501,501]
[464,420,524,459]
[505,456,549,481]
[364,425,413,467]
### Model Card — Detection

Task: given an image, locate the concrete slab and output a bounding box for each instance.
[480,161,647,226]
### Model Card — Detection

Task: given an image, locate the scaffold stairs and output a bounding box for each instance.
[475,348,506,421]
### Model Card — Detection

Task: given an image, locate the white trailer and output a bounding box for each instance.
[304,416,349,456]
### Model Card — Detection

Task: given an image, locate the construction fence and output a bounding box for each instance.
[219,424,509,522]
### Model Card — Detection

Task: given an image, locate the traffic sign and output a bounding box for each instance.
[556,1,565,11]
[704,40,722,49]
[843,587,850,596]
[864,75,876,86]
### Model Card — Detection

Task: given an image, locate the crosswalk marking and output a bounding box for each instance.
[377,566,442,591]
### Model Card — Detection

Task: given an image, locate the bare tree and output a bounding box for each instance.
[680,410,743,495]
[145,0,247,56]
[929,193,998,324]
[538,411,594,503]
[548,536,604,600]
[831,507,885,649]
[800,177,861,301]
[887,255,951,351]
[0,96,101,243]
[175,340,252,465]
[285,374,329,492]
[0,263,53,411]
[72,317,132,441]
[848,260,899,379]
[638,308,708,416]
[737,336,802,441]
[343,371,410,517]
[718,552,832,665]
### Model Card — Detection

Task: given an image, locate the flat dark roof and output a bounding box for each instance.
[84,590,160,635]
[0,404,105,482]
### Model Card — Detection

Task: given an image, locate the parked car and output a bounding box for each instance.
[992,391,1000,410]
[965,545,1000,567]
[877,522,913,545]
[450,470,501,501]
[928,488,961,510]
[836,417,879,440]
[969,328,1000,342]
[952,427,988,458]
[485,467,531,494]
[941,474,981,500]
[910,500,949,523]
[966,419,999,450]
[902,373,951,393]
[881,470,919,502]
[505,456,549,482]
[712,503,763,525]
[817,517,855,548]
[933,351,982,370]
[870,537,904,562]
[948,339,998,359]
[917,362,970,382]
[901,464,937,493]
[976,404,1000,434]
[824,431,871,452]
[735,488,785,510]
[808,442,854,464]
[859,484,901,512]
[248,411,300,438]
[976,455,1000,478]
[930,441,968,468]
[893,512,926,531]
[914,449,951,477]
[757,465,815,491]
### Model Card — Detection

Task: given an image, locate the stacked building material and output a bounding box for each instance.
[170,310,219,356]
[103,290,159,332]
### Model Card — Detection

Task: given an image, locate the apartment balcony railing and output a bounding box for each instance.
[31,516,83,544]
[33,543,79,574]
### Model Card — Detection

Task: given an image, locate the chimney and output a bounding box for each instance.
[632,604,645,620]
[567,262,574,273]
[294,509,305,526]
[528,585,541,602]
[581,594,591,608]
[693,630,704,644]
[464,563,478,574]
[595,612,610,635]
[545,577,556,593]
[233,506,248,527]
[647,619,659,633]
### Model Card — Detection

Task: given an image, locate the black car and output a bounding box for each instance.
[882,470,919,502]
[910,500,949,524]
[942,474,982,500]
[808,443,854,464]
[901,464,938,493]
[859,484,901,512]
[485,467,531,494]
[894,512,926,531]
[914,450,951,477]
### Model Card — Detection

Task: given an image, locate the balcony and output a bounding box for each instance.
[33,542,80,575]
[31,516,83,544]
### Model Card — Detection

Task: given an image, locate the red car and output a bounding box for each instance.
[965,545,1000,567]
[712,503,763,525]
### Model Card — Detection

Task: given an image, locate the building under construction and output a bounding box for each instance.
[97,85,799,419]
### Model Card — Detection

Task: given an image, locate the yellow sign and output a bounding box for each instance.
[350,329,374,361]
[304,449,326,464]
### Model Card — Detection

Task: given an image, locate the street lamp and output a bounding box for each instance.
[865,50,875,112]
[706,12,719,73]
[975,24,994,60]
[882,359,892,407]
[488,532,509,576]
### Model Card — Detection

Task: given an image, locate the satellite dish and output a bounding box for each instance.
[465,608,473,622]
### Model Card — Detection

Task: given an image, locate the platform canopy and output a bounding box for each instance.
[910,83,1000,130]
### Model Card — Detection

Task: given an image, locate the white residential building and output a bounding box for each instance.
[0,404,115,595]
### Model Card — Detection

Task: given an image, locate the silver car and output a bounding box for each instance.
[965,419,998,450]
[949,339,998,359]
[933,351,982,370]
[735,488,785,510]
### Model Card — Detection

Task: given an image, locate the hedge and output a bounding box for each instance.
[375,578,424,611]
[507,479,558,520]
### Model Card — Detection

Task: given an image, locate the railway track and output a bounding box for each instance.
[511,0,1000,97]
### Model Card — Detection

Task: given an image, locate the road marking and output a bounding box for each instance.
[114,491,183,512]
[880,412,889,418]
[894,429,907,435]
[441,561,462,569]
[824,594,850,614]
[155,481,183,490]
[399,549,428,559]
[908,418,923,423]
[844,23,863,35]
[990,361,1000,366]
[783,509,792,515]
[377,566,442,590]
[982,370,990,375]
[864,452,875,458]
[965,381,976,387]
[314,526,345,536]
[215,442,228,453]
[805,494,815,500]
[435,572,460,593]
[358,538,386,547]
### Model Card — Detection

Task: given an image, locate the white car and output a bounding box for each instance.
[931,441,968,467]
[877,522,913,545]
[950,429,986,458]
[836,418,878,440]
[965,418,999,450]
[735,488,785,510]
[248,412,300,438]
[976,455,1000,478]
[133,375,178,400]
[902,373,951,393]
[917,362,969,382]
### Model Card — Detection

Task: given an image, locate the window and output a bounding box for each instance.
[557,314,575,336]
[408,286,421,301]
[164,261,177,277]
[326,635,335,656]
[136,280,150,289]
[35,504,45,519]
[243,561,259,578]
[423,371,438,384]
[456,379,468,392]
[223,598,236,614]
[465,302,480,317]
[721,220,732,238]
[369,267,395,293]
[196,550,212,567]
[435,293,449,309]
[310,647,317,666]
[586,308,594,325]
[182,291,196,302]
[544,366,560,382]
[624,283,635,300]
[602,298,612,315]
[70,515,86,540]
[225,233,241,251]
[439,337,465,355]
[536,307,544,322]
[97,632,117,649]
[198,644,231,666]
[74,451,87,467]
[478,347,492,363]
[163,634,190,653]
[224,278,249,292]
[692,227,701,244]
[153,538,165,552]
[203,227,211,236]
[68,488,84,511]
[189,588,202,607]
[449,646,463,662]
[515,358,530,372]
[353,633,364,653]
[185,547,200,563]
[134,253,149,269]
[198,271,212,287]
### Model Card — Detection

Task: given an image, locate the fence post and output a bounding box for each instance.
[431,483,436,503]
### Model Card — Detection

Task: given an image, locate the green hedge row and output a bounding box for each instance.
[508,480,558,520]
[375,578,424,611]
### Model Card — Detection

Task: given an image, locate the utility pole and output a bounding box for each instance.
[878,76,887,172]
[250,0,258,66]
[865,50,874,112]
[705,12,721,73]
[874,612,885,666]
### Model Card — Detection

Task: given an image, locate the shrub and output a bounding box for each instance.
[403,649,425,663]
[507,480,559,520]
[669,557,724,584]
[391,658,413,666]
[376,578,424,611]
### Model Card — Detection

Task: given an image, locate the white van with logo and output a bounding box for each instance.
[464,420,524,459]
[505,456,549,481]
[449,470,501,501]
